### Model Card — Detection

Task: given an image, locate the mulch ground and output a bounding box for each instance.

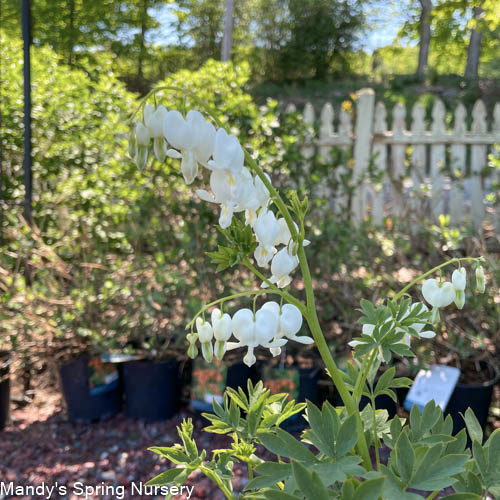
[0,389,241,500]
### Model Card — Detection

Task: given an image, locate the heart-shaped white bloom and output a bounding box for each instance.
[197,168,255,228]
[196,317,213,343]
[254,244,276,267]
[211,308,232,341]
[227,307,285,366]
[452,268,466,291]
[144,104,168,138]
[208,128,244,175]
[262,247,299,288]
[422,279,455,308]
[254,209,281,251]
[163,110,216,184]
[262,302,312,346]
[245,175,271,227]
[135,122,151,146]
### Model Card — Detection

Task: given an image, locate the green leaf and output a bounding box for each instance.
[463,408,483,444]
[261,490,302,500]
[355,476,385,500]
[145,468,183,486]
[441,495,481,500]
[246,463,292,490]
[337,415,358,456]
[374,367,395,394]
[395,430,415,483]
[410,454,469,490]
[291,461,330,500]
[258,429,316,463]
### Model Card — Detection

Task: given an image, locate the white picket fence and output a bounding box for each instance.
[288,89,500,234]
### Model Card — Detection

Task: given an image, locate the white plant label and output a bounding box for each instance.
[404,364,460,411]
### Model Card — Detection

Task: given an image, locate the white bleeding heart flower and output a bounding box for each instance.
[475,265,486,293]
[452,268,466,291]
[226,308,285,366]
[254,244,276,268]
[254,209,281,252]
[197,168,254,228]
[196,317,214,362]
[244,175,271,227]
[262,302,312,356]
[144,104,168,138]
[207,128,244,175]
[211,308,232,341]
[422,279,455,308]
[273,218,310,252]
[163,110,216,185]
[262,247,299,288]
[135,122,150,146]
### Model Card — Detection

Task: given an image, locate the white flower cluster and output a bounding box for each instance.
[188,302,313,367]
[132,105,306,289]
[421,264,486,322]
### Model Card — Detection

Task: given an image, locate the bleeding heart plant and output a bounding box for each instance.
[126,90,497,500]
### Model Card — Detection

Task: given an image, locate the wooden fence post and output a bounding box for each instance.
[372,101,387,225]
[471,100,487,233]
[352,89,375,225]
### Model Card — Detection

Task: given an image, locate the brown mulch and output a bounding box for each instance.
[0,389,243,500]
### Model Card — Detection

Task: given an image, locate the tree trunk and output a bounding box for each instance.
[464,5,484,81]
[138,0,149,79]
[221,0,235,61]
[416,0,432,79]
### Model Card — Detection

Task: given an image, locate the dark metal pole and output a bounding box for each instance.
[22,0,32,226]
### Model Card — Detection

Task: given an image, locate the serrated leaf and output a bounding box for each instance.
[146,468,183,486]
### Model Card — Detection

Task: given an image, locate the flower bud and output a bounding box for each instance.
[135,122,151,146]
[128,131,137,159]
[187,342,198,359]
[476,265,486,293]
[135,145,148,169]
[153,137,167,162]
[214,340,227,360]
[201,341,213,362]
[452,267,466,291]
[454,290,465,309]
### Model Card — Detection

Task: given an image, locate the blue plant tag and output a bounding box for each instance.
[404,364,460,412]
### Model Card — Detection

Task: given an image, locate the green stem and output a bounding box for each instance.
[394,257,483,301]
[201,466,236,500]
[426,491,439,500]
[370,394,381,471]
[353,349,378,404]
[248,462,254,481]
[242,259,306,314]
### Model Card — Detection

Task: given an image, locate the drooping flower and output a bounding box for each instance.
[144,104,168,162]
[244,175,271,227]
[253,209,281,267]
[262,247,299,288]
[422,278,455,322]
[134,122,151,168]
[211,308,232,360]
[196,317,214,362]
[452,267,467,309]
[475,265,486,293]
[163,110,216,185]
[207,128,244,175]
[196,168,255,228]
[262,302,312,356]
[227,307,285,366]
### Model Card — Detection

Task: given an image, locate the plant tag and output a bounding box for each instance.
[88,357,119,396]
[404,364,460,411]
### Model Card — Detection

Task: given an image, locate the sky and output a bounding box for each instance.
[148,0,414,54]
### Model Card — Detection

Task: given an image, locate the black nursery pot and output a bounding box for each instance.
[446,363,499,436]
[226,361,259,391]
[122,359,180,420]
[60,356,122,423]
[0,351,11,431]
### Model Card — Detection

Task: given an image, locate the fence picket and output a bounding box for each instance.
[430,99,446,221]
[372,101,387,224]
[302,103,315,160]
[391,103,406,217]
[471,100,487,232]
[450,103,467,226]
[494,103,500,234]
[410,102,426,224]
